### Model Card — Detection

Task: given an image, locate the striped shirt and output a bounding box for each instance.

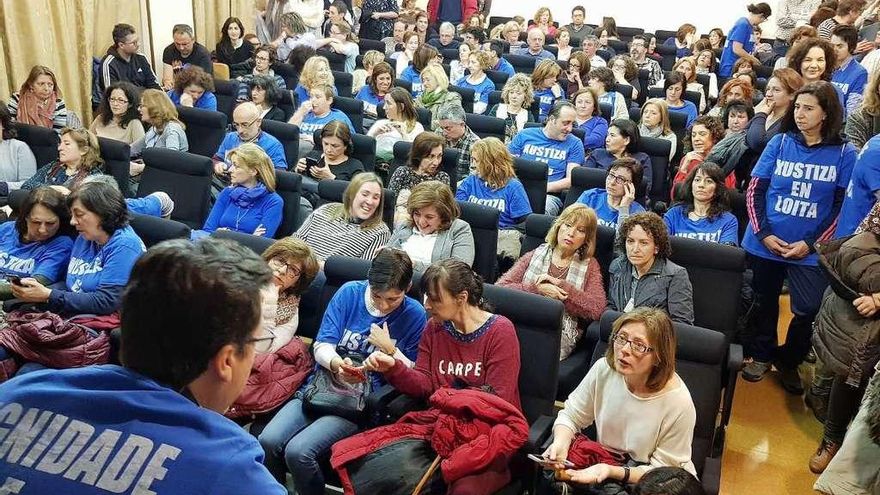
[7,93,68,133]
[293,203,390,261]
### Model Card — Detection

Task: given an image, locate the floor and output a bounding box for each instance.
[720,295,824,494]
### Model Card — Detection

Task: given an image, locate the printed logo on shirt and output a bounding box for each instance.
[437,360,483,378]
[673,230,723,243]
[0,254,34,276]
[338,328,378,355]
[467,195,506,212]
[522,144,568,162]
[832,80,850,94]
[300,122,324,135]
[68,256,104,277]
[0,402,181,493]
[596,218,617,229]
[771,159,839,219]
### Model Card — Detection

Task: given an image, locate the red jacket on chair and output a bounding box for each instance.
[331,387,529,493]
[427,0,478,24]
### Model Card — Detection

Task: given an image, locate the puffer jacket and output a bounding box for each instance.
[0,310,110,381]
[813,232,880,386]
[607,256,694,324]
[331,388,529,493]
[225,337,313,419]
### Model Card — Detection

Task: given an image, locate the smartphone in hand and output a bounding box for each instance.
[527,454,575,469]
[7,276,23,286]
[340,363,367,381]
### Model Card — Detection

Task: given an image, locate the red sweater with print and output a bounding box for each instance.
[384,315,521,410]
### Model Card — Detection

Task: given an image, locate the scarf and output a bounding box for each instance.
[17,91,57,128]
[276,292,300,326]
[857,200,880,235]
[522,243,590,360]
[419,89,448,109]
[229,183,269,208]
[495,104,528,139]
[639,124,663,139]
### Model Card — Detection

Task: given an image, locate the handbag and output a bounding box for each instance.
[303,353,371,421]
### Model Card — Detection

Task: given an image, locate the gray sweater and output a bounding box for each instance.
[0,138,38,192]
[130,121,188,158]
[387,219,475,271]
[607,255,694,324]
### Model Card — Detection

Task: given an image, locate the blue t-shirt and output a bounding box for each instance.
[455,174,533,228]
[126,196,162,217]
[0,365,285,495]
[0,222,72,281]
[454,74,496,109]
[832,58,868,114]
[837,134,880,236]
[742,132,856,265]
[493,58,516,77]
[719,17,755,77]
[576,188,645,229]
[578,116,609,151]
[214,131,288,170]
[400,66,423,97]
[508,127,585,183]
[294,83,339,107]
[315,280,426,390]
[354,85,385,115]
[300,109,357,140]
[663,204,740,245]
[534,87,564,122]
[193,185,284,239]
[668,100,698,128]
[66,225,145,294]
[167,89,218,111]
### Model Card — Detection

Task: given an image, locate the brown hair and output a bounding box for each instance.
[61,127,104,172]
[616,212,672,258]
[571,87,600,117]
[15,186,73,242]
[531,59,562,88]
[787,37,836,81]
[412,43,439,72]
[369,61,394,95]
[406,181,460,231]
[604,307,677,392]
[641,99,673,136]
[673,57,698,84]
[781,81,845,142]
[568,51,591,81]
[675,23,696,43]
[788,25,818,45]
[173,65,215,94]
[262,237,319,296]
[471,137,516,189]
[545,203,598,258]
[330,172,386,229]
[20,65,62,97]
[421,258,488,309]
[609,157,644,190]
[408,131,445,170]
[386,87,419,132]
[771,67,806,95]
[140,89,184,131]
[717,79,754,108]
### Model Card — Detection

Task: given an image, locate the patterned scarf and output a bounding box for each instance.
[276,292,300,326]
[856,200,880,235]
[522,243,590,360]
[17,90,57,128]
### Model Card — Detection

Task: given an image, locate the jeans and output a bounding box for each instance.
[258,396,359,495]
[746,255,828,368]
[545,195,562,216]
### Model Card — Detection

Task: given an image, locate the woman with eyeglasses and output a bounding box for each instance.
[565,52,591,96]
[543,307,696,487]
[89,82,145,145]
[234,44,288,101]
[576,158,646,231]
[607,212,694,324]
[260,237,320,351]
[586,120,654,199]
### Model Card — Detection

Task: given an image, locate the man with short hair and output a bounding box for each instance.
[463,27,486,47]
[428,22,461,50]
[0,238,286,495]
[818,0,869,38]
[512,28,554,62]
[213,102,287,181]
[381,19,408,57]
[484,40,515,76]
[99,23,161,92]
[508,101,585,216]
[581,35,607,68]
[629,35,662,87]
[162,24,213,90]
[565,5,593,40]
[831,24,869,115]
[436,102,481,180]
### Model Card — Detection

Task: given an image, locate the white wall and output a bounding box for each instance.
[488,0,779,39]
[146,0,196,70]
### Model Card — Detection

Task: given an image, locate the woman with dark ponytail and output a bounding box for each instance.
[364,257,522,492]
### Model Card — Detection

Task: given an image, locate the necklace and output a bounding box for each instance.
[234,206,250,230]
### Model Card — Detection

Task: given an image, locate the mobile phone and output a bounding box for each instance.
[340,363,367,381]
[7,276,23,286]
[527,454,575,469]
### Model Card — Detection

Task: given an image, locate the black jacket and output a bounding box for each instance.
[99,47,161,92]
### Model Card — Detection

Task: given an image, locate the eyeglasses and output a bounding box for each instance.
[612,332,653,355]
[268,257,301,277]
[108,97,129,104]
[233,117,259,129]
[248,328,276,353]
[255,55,270,61]
[607,171,631,184]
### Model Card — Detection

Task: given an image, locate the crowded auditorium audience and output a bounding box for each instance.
[3,2,880,494]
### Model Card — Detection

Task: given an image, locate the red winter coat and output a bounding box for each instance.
[0,311,110,381]
[225,337,313,419]
[331,388,529,492]
[426,0,478,24]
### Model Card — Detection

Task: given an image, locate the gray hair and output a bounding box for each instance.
[440,22,455,33]
[436,102,466,123]
[172,24,194,38]
[81,173,121,192]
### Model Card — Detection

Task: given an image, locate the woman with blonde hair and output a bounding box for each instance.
[532,59,565,122]
[20,128,104,192]
[456,137,532,259]
[455,50,496,114]
[129,89,188,178]
[498,203,606,359]
[294,55,336,106]
[638,99,678,161]
[388,181,475,270]
[294,172,391,264]
[7,65,69,132]
[416,63,463,131]
[533,7,557,37]
[191,142,283,239]
[845,69,880,149]
[489,73,535,143]
[315,20,359,72]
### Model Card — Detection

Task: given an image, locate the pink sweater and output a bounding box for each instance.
[496,250,606,323]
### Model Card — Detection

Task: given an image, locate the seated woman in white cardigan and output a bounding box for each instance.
[543,307,697,486]
[386,181,475,271]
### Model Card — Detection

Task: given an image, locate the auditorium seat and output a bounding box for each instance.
[457,200,500,282]
[138,148,213,228]
[177,106,228,158]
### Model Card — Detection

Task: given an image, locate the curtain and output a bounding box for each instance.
[193,0,257,56]
[0,0,144,126]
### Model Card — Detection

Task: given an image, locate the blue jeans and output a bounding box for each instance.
[258,396,359,495]
[545,195,562,216]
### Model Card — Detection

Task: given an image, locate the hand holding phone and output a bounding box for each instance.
[7,276,23,286]
[339,363,367,382]
[527,454,575,469]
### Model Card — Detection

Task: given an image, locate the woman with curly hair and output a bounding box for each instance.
[707,78,755,117]
[607,212,694,324]
[671,115,729,199]
[533,7,557,37]
[665,162,739,245]
[89,81,145,145]
[166,66,217,110]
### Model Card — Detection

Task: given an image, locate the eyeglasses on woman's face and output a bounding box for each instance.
[612,332,653,355]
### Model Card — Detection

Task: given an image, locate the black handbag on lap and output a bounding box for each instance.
[303,354,371,421]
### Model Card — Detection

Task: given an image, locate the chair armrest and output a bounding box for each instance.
[366,384,401,416]
[526,415,556,453]
[728,343,744,372]
[720,343,744,431]
[701,455,721,495]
